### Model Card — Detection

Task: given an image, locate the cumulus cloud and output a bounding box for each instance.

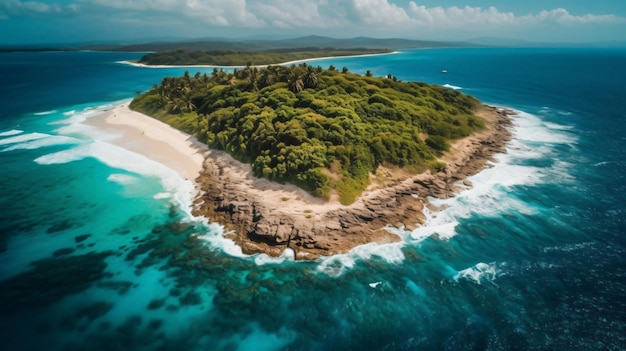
[0,0,78,17]
[408,4,516,27]
[87,0,265,27]
[530,8,621,25]
[406,3,622,28]
[3,0,621,32]
[351,0,412,26]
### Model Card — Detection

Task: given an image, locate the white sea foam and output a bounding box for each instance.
[0,132,49,146]
[53,110,99,127]
[35,140,198,213]
[512,111,576,144]
[107,173,139,185]
[419,109,577,223]
[317,242,405,277]
[33,110,57,116]
[52,101,129,128]
[543,121,574,131]
[53,104,118,126]
[453,262,499,284]
[385,157,542,245]
[52,101,196,210]
[316,254,356,277]
[254,248,295,265]
[442,84,462,90]
[314,108,579,274]
[34,144,92,164]
[197,221,247,258]
[56,117,116,143]
[1,135,80,152]
[0,129,23,137]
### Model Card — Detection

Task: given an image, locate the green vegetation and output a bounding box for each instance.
[137,49,390,66]
[131,65,484,204]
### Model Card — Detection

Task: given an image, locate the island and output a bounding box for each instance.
[131,63,512,259]
[135,49,393,66]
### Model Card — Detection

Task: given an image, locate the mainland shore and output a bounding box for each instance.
[88,103,512,260]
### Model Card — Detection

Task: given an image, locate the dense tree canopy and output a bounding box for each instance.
[130,64,483,204]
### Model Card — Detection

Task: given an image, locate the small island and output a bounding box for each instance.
[135,48,392,66]
[131,64,512,259]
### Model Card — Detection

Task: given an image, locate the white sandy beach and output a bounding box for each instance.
[85,104,208,183]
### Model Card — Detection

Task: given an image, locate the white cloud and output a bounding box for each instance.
[61,1,623,30]
[351,0,412,26]
[408,4,516,26]
[5,0,622,34]
[249,0,347,29]
[87,0,265,27]
[405,3,622,28]
[0,0,79,16]
[530,8,621,25]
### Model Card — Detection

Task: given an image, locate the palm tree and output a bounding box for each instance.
[258,68,275,89]
[275,66,291,83]
[289,76,304,93]
[244,66,259,91]
[303,66,318,89]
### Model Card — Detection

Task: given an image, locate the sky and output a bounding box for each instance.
[1,0,626,45]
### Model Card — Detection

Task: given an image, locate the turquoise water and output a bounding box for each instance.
[0,48,625,350]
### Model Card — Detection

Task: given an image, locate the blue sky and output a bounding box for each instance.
[1,0,625,45]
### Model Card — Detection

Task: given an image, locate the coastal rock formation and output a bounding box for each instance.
[193,106,513,260]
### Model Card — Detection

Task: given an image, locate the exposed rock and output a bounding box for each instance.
[192,105,513,260]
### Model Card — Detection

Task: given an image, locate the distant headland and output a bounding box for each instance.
[131,49,393,67]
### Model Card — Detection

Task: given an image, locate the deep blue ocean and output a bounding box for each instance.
[0,48,625,350]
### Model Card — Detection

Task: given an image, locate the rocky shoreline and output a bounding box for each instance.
[192,105,513,260]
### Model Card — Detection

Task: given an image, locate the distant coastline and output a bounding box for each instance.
[117,50,401,69]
